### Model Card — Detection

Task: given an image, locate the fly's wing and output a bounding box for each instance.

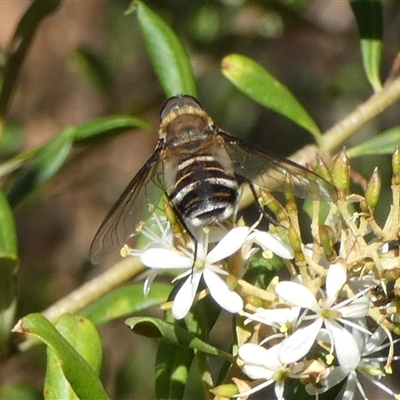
[90,142,166,264]
[216,130,336,202]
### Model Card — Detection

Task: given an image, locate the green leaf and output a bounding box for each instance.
[154,289,195,400]
[347,126,400,158]
[0,191,18,358]
[13,313,110,400]
[222,54,321,138]
[132,1,197,97]
[70,48,113,96]
[7,127,74,205]
[0,0,61,116]
[155,340,194,400]
[73,115,152,142]
[81,282,172,326]
[244,250,285,290]
[126,316,224,357]
[349,0,383,91]
[0,191,17,259]
[44,314,103,400]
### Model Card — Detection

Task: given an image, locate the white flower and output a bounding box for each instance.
[306,327,400,400]
[125,214,175,296]
[237,341,309,400]
[243,306,301,341]
[248,229,294,260]
[275,263,370,372]
[140,226,250,319]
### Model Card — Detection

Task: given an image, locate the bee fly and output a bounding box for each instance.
[90,95,336,263]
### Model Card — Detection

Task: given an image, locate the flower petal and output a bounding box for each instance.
[335,296,369,319]
[342,371,357,400]
[305,366,348,395]
[325,263,346,307]
[252,230,294,259]
[275,281,319,311]
[203,269,243,313]
[140,248,191,269]
[274,380,285,400]
[248,307,300,328]
[238,343,274,380]
[326,319,361,372]
[172,271,202,320]
[279,319,323,364]
[207,227,250,264]
[143,269,159,296]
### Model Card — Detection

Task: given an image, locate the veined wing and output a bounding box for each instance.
[217,130,337,202]
[90,142,166,264]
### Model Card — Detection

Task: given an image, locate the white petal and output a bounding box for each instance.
[239,343,274,379]
[250,307,300,327]
[252,230,294,259]
[274,380,285,400]
[143,269,158,296]
[326,319,360,372]
[206,227,250,264]
[140,248,191,269]
[239,342,284,372]
[336,296,369,318]
[234,380,274,398]
[275,281,319,311]
[172,271,202,320]
[279,319,322,364]
[325,263,346,306]
[342,372,357,400]
[364,327,387,354]
[203,269,243,313]
[306,367,347,395]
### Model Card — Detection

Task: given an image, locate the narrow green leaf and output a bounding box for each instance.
[126,316,224,357]
[70,48,113,96]
[0,0,61,116]
[0,190,17,258]
[0,191,18,358]
[44,314,103,400]
[347,126,400,158]
[73,115,152,142]
[155,340,194,400]
[154,289,195,400]
[7,127,74,205]
[81,282,172,326]
[13,313,110,400]
[222,54,321,138]
[132,1,197,97]
[349,0,383,91]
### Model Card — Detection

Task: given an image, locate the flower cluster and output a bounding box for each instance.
[123,149,400,400]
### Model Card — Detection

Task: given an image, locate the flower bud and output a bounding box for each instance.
[315,154,333,183]
[319,225,336,261]
[259,189,287,223]
[365,167,381,210]
[288,224,304,263]
[392,146,400,186]
[332,148,350,196]
[210,384,239,397]
[283,174,298,218]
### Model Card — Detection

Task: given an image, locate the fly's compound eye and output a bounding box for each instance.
[160,95,203,121]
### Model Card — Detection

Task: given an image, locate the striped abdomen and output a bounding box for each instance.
[170,154,239,227]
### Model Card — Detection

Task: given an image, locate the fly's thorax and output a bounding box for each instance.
[163,114,211,150]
